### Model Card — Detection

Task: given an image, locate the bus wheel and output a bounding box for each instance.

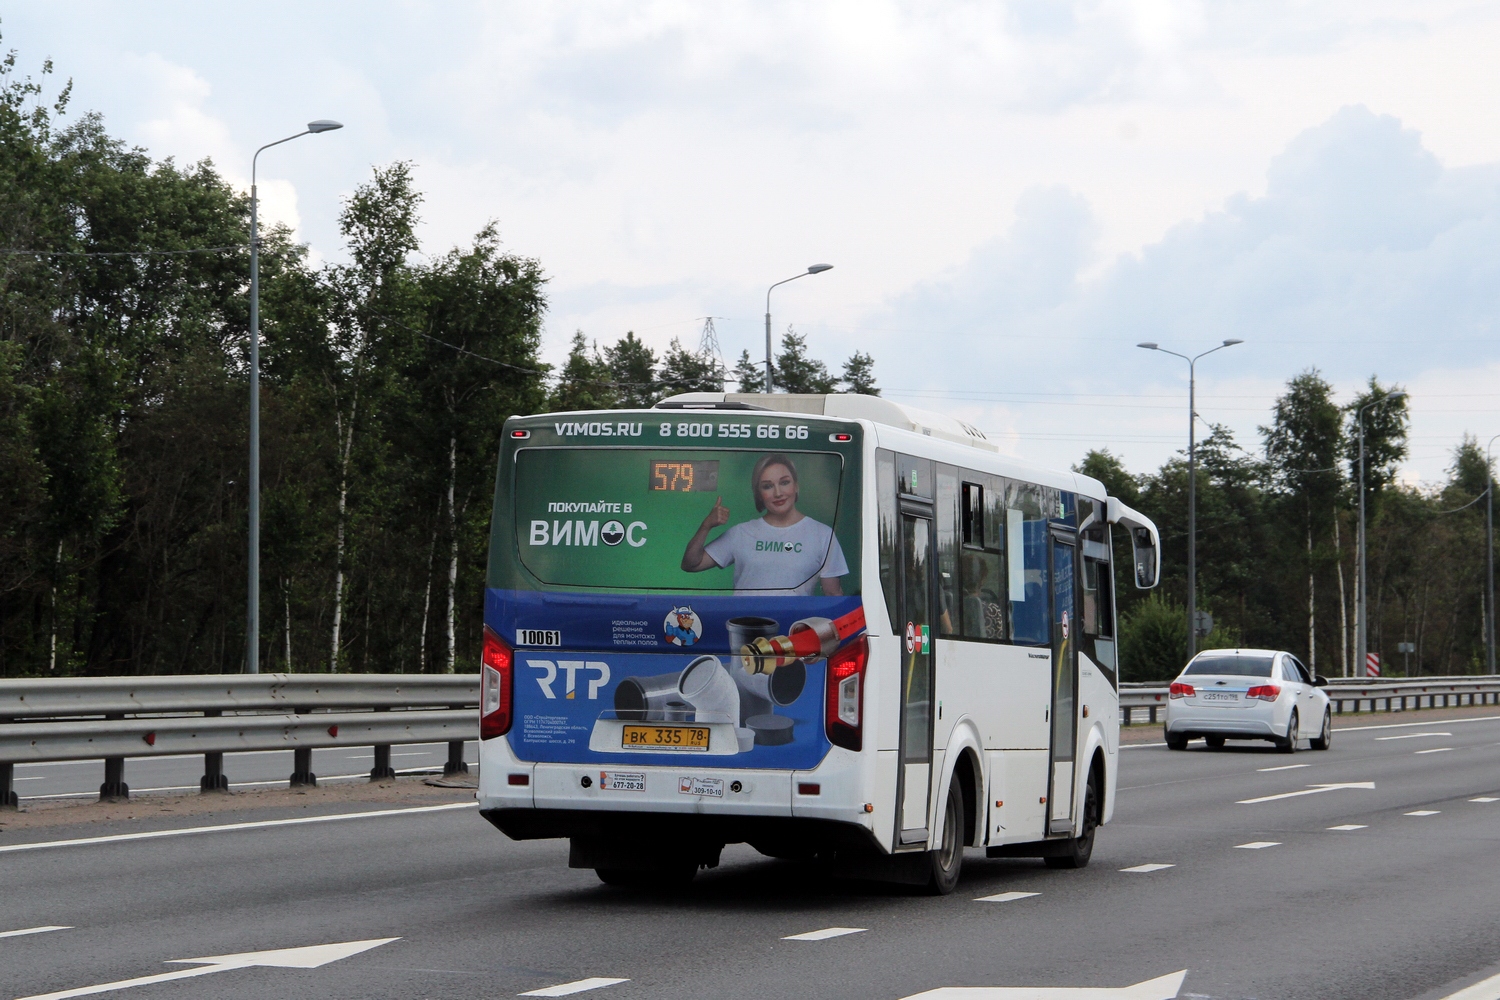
[596,864,695,888]
[922,782,965,895]
[1045,771,1098,870]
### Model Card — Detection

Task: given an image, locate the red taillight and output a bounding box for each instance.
[825,637,868,751]
[1169,681,1194,699]
[481,626,514,739]
[1246,684,1281,701]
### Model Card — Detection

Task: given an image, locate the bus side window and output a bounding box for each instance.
[959,480,1007,641]
[937,466,960,635]
[1007,480,1051,646]
[877,449,900,632]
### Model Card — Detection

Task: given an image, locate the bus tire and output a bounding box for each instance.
[1044,769,1098,870]
[922,781,965,895]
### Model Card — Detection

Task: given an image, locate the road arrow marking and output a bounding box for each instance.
[520,978,629,997]
[0,926,71,940]
[783,927,866,941]
[1437,968,1500,1000]
[975,891,1040,903]
[1237,782,1375,804]
[898,969,1188,999]
[13,938,398,1000]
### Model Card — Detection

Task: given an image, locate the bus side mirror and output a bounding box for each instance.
[1106,496,1160,590]
[1132,528,1158,589]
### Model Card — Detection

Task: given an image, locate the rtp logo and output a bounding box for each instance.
[529,660,611,700]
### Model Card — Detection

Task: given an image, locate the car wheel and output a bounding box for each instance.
[1166,732,1188,751]
[1277,710,1299,754]
[1205,736,1226,749]
[923,781,965,895]
[1310,708,1332,750]
[1044,771,1099,870]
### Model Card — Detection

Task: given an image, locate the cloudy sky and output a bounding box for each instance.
[7,1,1500,482]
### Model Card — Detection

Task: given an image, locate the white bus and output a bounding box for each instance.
[477,393,1160,892]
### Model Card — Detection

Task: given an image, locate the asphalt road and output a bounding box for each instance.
[3,714,1500,1000]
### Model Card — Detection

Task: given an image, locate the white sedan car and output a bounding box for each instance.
[1164,648,1331,752]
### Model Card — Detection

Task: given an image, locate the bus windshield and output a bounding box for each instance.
[513,447,858,595]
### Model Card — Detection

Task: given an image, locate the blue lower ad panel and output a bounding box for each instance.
[488,589,867,770]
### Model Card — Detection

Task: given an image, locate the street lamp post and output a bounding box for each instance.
[1486,434,1499,675]
[1355,391,1407,679]
[247,120,343,674]
[1137,339,1244,661]
[764,264,833,393]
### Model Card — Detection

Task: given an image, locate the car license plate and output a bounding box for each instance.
[621,725,711,750]
[1202,692,1239,702]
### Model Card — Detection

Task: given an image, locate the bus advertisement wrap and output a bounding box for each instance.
[490,441,865,769]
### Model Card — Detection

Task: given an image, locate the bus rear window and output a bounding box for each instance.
[513,448,857,594]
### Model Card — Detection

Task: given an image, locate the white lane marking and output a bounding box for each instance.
[520,978,629,997]
[1120,743,1167,750]
[1376,732,1452,741]
[783,927,867,941]
[1328,824,1368,831]
[0,925,72,939]
[1415,747,1454,754]
[1471,797,1499,803]
[1338,716,1500,733]
[1120,863,1175,873]
[1257,764,1309,772]
[1238,782,1375,804]
[0,803,475,855]
[1405,810,1441,816]
[897,969,1188,999]
[1234,841,1281,849]
[14,938,397,1000]
[1437,968,1500,1000]
[975,891,1040,903]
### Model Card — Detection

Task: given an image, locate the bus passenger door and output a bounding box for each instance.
[1048,529,1079,835]
[896,509,937,847]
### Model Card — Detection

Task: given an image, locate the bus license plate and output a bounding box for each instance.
[621,725,710,751]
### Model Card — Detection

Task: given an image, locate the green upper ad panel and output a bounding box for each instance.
[494,413,864,594]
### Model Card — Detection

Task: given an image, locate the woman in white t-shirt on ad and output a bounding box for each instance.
[680,453,849,596]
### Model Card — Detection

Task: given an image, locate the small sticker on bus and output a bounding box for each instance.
[599,771,646,792]
[516,629,562,647]
[679,776,725,798]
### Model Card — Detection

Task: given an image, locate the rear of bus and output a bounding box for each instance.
[476,409,875,877]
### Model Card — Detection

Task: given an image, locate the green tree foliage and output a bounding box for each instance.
[604,331,657,408]
[841,350,878,395]
[0,44,549,675]
[1119,593,1240,681]
[731,349,763,393]
[549,332,615,411]
[774,327,836,394]
[658,337,724,395]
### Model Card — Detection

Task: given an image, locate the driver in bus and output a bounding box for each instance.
[680,453,849,596]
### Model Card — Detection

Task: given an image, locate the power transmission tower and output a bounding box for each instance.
[698,317,727,378]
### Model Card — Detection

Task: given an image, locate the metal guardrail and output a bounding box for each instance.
[0,674,479,808]
[1120,676,1500,726]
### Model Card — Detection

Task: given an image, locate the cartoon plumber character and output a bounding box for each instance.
[680,453,849,596]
